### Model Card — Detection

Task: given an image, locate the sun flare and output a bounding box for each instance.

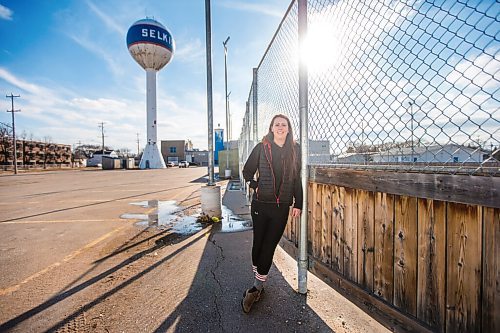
[301,16,341,74]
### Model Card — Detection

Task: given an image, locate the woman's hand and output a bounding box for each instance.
[292,208,301,217]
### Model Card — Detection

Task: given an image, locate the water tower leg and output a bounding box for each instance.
[139,143,165,169]
[139,69,165,169]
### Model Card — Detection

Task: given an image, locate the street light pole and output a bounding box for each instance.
[6,93,20,175]
[408,100,414,162]
[223,36,230,144]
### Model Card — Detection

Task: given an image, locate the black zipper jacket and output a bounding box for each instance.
[243,139,303,209]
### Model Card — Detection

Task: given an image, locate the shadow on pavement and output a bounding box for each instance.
[153,227,334,332]
[0,227,202,332]
[1,183,333,332]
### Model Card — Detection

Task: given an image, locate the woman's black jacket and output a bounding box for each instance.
[242,138,303,209]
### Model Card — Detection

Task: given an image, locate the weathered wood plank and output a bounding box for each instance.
[321,184,332,266]
[285,205,298,246]
[307,182,313,253]
[482,207,499,333]
[308,256,434,333]
[417,199,446,332]
[291,211,300,246]
[394,195,418,316]
[374,192,394,303]
[357,190,374,291]
[332,185,345,273]
[279,238,434,332]
[310,167,500,209]
[446,203,482,333]
[311,183,322,259]
[343,187,358,282]
[284,207,292,241]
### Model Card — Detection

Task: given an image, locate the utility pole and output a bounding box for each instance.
[136,132,140,156]
[6,93,20,175]
[98,122,105,154]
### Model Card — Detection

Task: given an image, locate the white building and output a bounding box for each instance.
[373,144,486,163]
[87,150,118,167]
[336,151,375,164]
[309,140,331,164]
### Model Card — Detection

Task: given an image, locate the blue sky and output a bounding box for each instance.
[0,0,291,152]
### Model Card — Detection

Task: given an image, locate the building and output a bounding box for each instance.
[0,138,72,166]
[87,150,118,167]
[186,149,209,166]
[373,144,487,163]
[161,140,186,165]
[336,151,374,164]
[309,140,331,164]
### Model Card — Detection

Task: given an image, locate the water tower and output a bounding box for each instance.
[126,18,175,169]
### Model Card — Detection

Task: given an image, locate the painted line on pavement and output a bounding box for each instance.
[0,225,127,296]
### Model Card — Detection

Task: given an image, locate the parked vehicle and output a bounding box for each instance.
[179,160,189,168]
[166,162,175,167]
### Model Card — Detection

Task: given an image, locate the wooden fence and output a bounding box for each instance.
[282,166,499,332]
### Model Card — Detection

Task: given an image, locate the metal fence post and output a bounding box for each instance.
[297,0,309,295]
[252,68,258,144]
[205,0,214,185]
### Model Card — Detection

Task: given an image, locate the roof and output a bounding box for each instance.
[381,144,486,156]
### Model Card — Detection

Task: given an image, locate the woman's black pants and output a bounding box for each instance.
[251,201,290,280]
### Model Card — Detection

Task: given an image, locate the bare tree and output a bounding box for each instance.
[0,123,13,165]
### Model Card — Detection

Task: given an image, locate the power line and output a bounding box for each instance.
[6,93,20,175]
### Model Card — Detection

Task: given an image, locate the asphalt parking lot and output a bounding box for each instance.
[0,168,208,294]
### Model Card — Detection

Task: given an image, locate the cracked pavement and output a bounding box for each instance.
[0,169,389,332]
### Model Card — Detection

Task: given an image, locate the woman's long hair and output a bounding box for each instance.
[263,114,298,177]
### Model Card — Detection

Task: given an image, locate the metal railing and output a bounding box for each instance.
[239,0,499,176]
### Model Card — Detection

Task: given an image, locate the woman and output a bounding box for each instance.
[241,114,303,314]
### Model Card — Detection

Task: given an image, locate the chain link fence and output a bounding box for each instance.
[239,0,499,176]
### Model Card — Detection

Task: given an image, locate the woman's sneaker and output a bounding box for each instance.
[241,287,261,313]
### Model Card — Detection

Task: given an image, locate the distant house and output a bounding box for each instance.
[336,151,375,164]
[333,144,487,165]
[373,144,486,163]
[87,150,118,167]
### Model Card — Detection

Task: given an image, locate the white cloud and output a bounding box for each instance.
[85,0,124,35]
[174,38,205,66]
[0,67,46,96]
[0,4,13,20]
[68,34,125,77]
[70,97,127,111]
[446,53,500,92]
[0,66,223,150]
